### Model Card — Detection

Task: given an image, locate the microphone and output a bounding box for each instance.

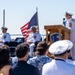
[63,18,66,27]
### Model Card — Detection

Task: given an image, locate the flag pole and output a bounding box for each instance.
[36,7,40,33]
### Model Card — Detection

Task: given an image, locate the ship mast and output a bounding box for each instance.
[3,9,5,27]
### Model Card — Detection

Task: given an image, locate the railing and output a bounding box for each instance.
[10,34,46,41]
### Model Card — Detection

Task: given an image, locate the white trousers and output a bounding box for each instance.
[29,43,35,57]
[70,31,75,60]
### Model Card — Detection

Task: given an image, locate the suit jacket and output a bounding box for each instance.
[9,60,40,75]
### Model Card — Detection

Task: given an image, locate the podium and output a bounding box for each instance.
[44,25,71,44]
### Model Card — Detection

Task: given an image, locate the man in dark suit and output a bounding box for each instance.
[10,43,40,75]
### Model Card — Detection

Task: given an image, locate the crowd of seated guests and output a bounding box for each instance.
[0,40,75,75]
[0,39,53,75]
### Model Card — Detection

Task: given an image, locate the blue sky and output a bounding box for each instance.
[0,0,75,37]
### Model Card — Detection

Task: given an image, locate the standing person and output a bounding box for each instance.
[0,27,11,46]
[10,43,40,75]
[42,40,75,75]
[65,11,75,60]
[27,26,41,56]
[27,41,51,75]
[0,45,11,75]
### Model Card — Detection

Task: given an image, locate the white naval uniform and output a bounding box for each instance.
[66,59,75,65]
[42,59,75,75]
[27,32,41,56]
[0,33,11,46]
[66,18,75,59]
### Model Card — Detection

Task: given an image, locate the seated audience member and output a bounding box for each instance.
[27,26,41,56]
[10,43,32,66]
[27,41,51,75]
[42,40,75,75]
[10,43,40,75]
[0,45,11,75]
[10,55,32,66]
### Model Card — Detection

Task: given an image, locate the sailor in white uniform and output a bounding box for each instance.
[0,27,11,46]
[66,58,75,65]
[42,40,75,75]
[65,11,75,60]
[27,26,41,56]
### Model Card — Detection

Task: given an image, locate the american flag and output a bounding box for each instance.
[20,12,38,39]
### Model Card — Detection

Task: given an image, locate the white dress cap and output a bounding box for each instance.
[49,40,69,55]
[1,26,8,30]
[30,26,36,30]
[63,40,73,50]
[66,11,73,16]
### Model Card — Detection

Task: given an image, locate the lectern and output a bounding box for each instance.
[44,25,71,44]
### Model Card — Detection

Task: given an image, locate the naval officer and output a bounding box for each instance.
[42,40,75,75]
[65,11,75,60]
[0,27,11,46]
[27,26,41,56]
